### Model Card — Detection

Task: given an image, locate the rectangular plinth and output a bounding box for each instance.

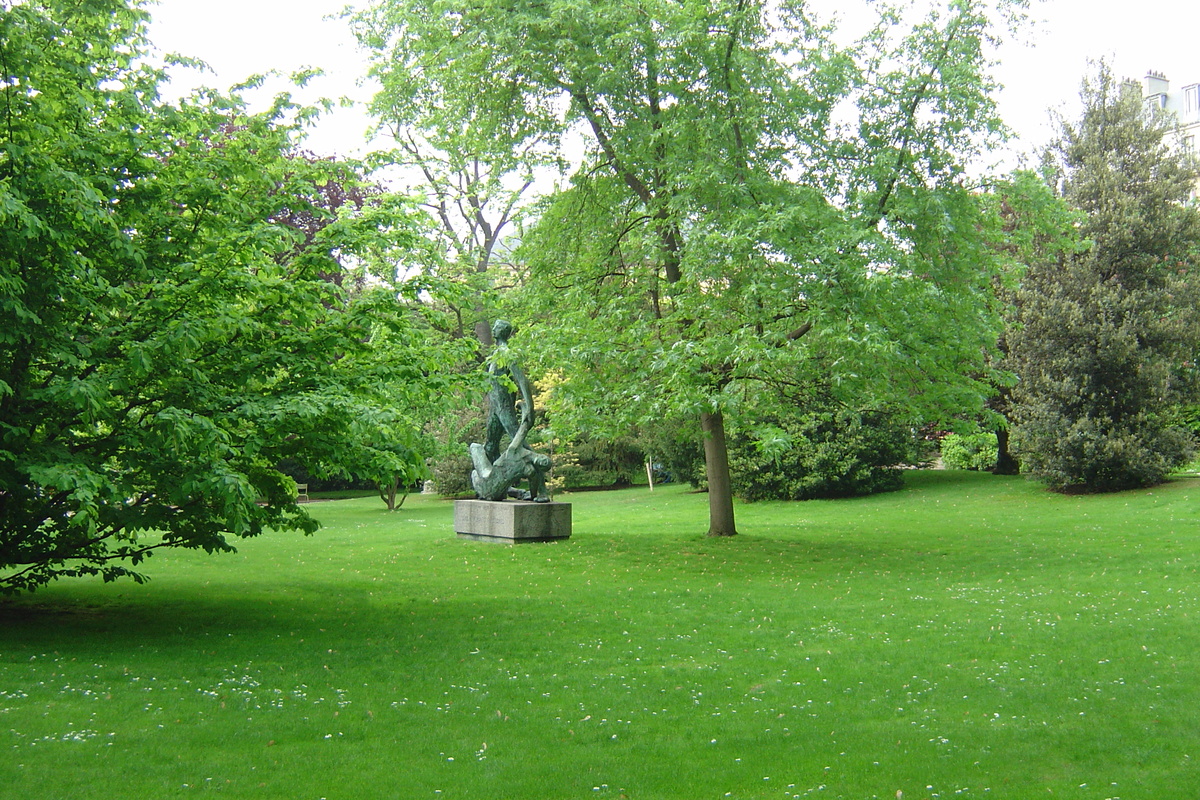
[455,499,572,543]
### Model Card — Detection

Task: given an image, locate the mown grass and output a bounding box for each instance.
[2,471,1199,799]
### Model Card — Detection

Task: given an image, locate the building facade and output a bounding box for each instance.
[1135,71,1200,153]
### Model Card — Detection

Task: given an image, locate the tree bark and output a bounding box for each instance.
[992,426,1020,475]
[475,318,494,348]
[700,410,738,537]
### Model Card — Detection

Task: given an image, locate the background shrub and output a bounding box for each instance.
[547,436,645,490]
[427,411,483,498]
[642,423,707,490]
[728,409,919,502]
[940,432,999,471]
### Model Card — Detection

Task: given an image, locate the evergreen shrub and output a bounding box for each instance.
[634,420,707,489]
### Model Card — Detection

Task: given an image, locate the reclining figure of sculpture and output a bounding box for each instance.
[469,320,552,502]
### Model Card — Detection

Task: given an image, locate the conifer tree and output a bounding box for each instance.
[1008,63,1200,492]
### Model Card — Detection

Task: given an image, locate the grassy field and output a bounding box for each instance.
[2,471,1198,799]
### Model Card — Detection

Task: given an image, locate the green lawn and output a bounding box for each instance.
[2,471,1198,799]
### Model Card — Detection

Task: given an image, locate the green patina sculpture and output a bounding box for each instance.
[470,320,552,502]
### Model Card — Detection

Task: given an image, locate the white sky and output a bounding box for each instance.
[146,0,1200,170]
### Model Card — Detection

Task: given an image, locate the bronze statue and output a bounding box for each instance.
[470,320,551,502]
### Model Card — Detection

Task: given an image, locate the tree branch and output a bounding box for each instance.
[869,13,965,228]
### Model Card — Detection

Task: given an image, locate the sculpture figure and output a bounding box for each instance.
[470,320,551,502]
[469,414,552,501]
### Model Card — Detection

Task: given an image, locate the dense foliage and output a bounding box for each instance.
[0,0,457,592]
[728,409,918,502]
[537,436,643,492]
[426,408,483,498]
[1007,64,1200,492]
[940,432,999,471]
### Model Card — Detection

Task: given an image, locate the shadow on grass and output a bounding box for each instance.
[0,580,577,679]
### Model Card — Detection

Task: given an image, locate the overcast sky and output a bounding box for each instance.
[146,0,1200,169]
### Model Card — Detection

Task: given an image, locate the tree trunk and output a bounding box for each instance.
[700,410,738,537]
[992,426,1020,475]
[475,318,494,349]
[379,478,398,511]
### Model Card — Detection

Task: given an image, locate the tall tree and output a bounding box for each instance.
[377,138,534,348]
[269,152,479,510]
[356,0,1022,534]
[1007,62,1200,492]
[270,149,384,289]
[980,169,1083,475]
[353,7,560,348]
[0,0,450,592]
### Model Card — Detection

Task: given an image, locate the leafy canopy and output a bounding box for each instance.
[0,0,460,592]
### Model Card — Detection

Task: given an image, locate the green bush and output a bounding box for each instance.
[940,432,999,471]
[1013,411,1194,493]
[1178,404,1200,438]
[549,437,644,490]
[427,411,483,498]
[643,423,707,490]
[728,409,918,502]
[430,449,475,498]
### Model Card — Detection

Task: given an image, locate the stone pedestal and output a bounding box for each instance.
[454,499,572,543]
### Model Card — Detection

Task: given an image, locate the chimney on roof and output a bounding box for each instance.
[1145,71,1170,97]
